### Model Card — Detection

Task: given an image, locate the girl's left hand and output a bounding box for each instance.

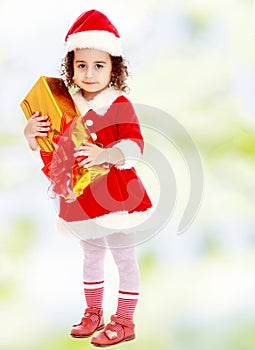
[74,142,106,168]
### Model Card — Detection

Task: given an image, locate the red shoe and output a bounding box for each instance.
[91,314,135,347]
[70,307,104,338]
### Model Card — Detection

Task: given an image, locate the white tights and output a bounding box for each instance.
[80,233,140,293]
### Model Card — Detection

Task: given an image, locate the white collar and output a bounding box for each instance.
[71,87,122,116]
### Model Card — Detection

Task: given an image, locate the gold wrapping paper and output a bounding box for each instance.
[69,116,110,199]
[20,76,81,152]
[20,76,109,200]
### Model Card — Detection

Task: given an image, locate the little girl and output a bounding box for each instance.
[24,9,152,347]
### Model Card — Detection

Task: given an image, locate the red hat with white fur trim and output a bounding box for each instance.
[65,9,122,56]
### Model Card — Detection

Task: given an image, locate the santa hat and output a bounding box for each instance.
[65,9,122,56]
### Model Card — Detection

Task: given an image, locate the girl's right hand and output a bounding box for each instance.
[24,111,51,150]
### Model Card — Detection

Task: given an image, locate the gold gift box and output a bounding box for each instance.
[20,76,81,152]
[20,76,109,199]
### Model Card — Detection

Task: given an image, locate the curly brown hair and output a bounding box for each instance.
[60,51,129,93]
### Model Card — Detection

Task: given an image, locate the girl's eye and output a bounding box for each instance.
[95,64,104,69]
[78,64,86,69]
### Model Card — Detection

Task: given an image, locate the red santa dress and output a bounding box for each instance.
[57,87,153,240]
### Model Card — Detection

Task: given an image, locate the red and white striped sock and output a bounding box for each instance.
[84,281,104,322]
[116,290,139,320]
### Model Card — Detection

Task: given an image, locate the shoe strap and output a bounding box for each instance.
[110,314,134,328]
[85,307,103,317]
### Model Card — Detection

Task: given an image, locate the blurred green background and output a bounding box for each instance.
[1,0,255,349]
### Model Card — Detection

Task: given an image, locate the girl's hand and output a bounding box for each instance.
[24,111,51,150]
[74,142,106,168]
[74,143,125,168]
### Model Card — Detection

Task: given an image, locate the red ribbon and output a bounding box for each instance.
[40,113,81,201]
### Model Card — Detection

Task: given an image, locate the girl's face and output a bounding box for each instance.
[73,48,112,100]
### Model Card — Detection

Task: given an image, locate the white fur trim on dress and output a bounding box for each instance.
[66,30,122,56]
[59,207,154,241]
[72,87,121,116]
[113,139,142,170]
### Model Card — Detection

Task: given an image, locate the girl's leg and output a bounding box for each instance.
[91,233,139,346]
[70,238,106,338]
[107,233,140,320]
[80,238,107,310]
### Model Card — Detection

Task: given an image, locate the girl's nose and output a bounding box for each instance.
[86,66,94,79]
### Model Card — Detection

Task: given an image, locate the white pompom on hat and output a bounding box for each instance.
[65,9,122,56]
